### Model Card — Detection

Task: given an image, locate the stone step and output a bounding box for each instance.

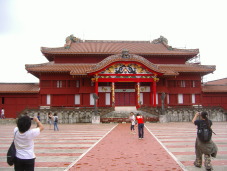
[114,106,137,112]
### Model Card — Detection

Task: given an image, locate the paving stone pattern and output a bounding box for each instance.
[0,124,116,171]
[146,122,227,171]
[0,122,226,171]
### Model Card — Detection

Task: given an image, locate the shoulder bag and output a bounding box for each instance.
[7,131,18,166]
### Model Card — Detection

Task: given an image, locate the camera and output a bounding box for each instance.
[30,117,33,120]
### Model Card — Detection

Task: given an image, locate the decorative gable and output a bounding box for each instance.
[101,63,153,75]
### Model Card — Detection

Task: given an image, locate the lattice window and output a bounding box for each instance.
[180,81,186,87]
[76,80,80,88]
[105,93,110,105]
[178,94,183,104]
[75,94,80,105]
[192,94,195,103]
[47,95,51,105]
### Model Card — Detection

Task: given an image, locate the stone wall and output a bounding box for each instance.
[9,106,227,124]
[22,107,114,124]
[163,107,227,122]
[25,109,94,124]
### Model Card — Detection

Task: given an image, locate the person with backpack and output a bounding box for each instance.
[192,111,218,171]
[53,113,59,131]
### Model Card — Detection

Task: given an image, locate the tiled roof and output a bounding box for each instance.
[202,78,227,92]
[26,59,215,77]
[157,63,216,75]
[0,83,39,93]
[202,85,227,92]
[26,62,95,75]
[41,40,199,56]
[204,78,227,85]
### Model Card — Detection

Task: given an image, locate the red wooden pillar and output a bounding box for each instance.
[153,80,157,107]
[95,81,98,95]
[94,74,99,95]
[94,75,99,107]
[150,82,153,106]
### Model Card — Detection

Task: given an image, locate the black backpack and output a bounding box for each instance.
[55,117,58,123]
[197,122,212,142]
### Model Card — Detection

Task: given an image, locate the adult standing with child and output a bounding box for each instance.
[192,111,218,171]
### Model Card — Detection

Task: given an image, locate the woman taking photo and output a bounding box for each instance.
[13,115,44,171]
[192,111,218,171]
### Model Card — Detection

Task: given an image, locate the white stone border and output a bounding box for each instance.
[145,125,188,171]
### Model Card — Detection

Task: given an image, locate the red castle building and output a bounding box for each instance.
[0,35,226,118]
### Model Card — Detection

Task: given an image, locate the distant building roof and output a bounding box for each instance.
[202,78,227,92]
[0,83,39,93]
[204,78,227,85]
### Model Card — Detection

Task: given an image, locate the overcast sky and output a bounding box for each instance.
[0,0,226,83]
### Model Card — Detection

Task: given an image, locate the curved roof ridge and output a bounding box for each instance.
[26,61,54,68]
[86,54,164,74]
[85,40,151,43]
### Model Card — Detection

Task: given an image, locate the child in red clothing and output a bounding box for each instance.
[136,113,144,139]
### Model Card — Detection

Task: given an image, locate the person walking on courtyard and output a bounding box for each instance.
[48,112,53,129]
[129,112,136,134]
[13,115,44,170]
[36,113,41,128]
[37,113,40,121]
[136,113,144,139]
[53,113,59,131]
[192,111,218,171]
[1,108,5,119]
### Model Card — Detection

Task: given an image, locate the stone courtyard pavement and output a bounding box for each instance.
[0,122,226,171]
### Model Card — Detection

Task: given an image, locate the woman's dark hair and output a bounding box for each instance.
[17,115,32,133]
[54,113,57,116]
[201,111,212,130]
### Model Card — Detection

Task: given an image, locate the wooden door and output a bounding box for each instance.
[115,92,136,106]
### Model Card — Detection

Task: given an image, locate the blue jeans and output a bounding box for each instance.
[138,123,144,138]
[54,122,59,131]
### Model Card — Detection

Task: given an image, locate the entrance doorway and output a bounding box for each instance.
[114,82,136,106]
[115,92,136,106]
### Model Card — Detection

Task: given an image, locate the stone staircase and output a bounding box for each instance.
[100,106,159,123]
